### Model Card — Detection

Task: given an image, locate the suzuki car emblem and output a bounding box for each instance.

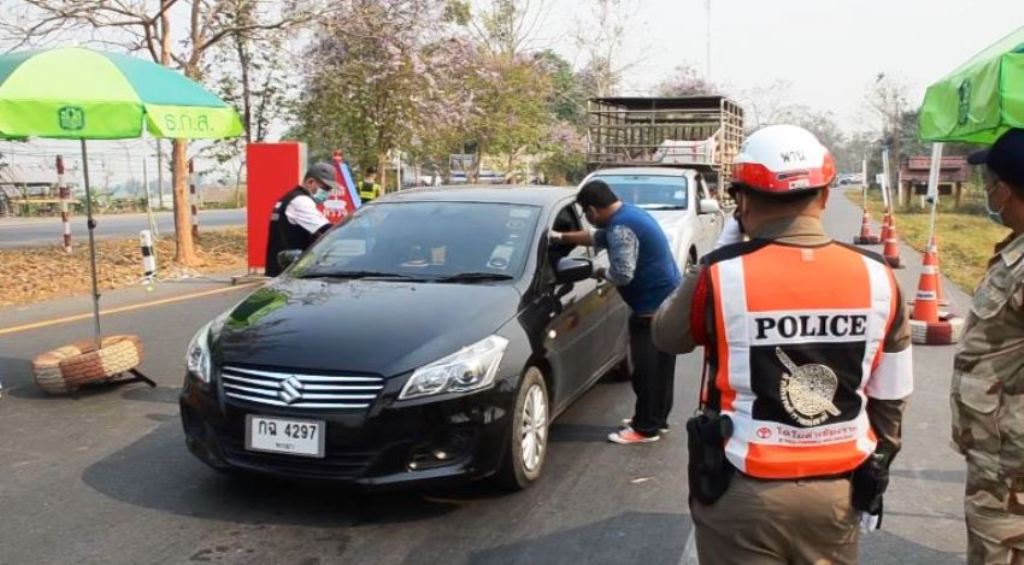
[279,376,305,404]
[776,347,841,427]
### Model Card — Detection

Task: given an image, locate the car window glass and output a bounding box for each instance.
[596,175,688,210]
[292,202,541,279]
[696,174,710,200]
[549,203,588,262]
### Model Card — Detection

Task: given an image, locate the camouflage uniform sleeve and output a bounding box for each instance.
[867,280,913,460]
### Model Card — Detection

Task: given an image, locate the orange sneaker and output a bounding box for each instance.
[608,427,660,444]
[621,418,669,434]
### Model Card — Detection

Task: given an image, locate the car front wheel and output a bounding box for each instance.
[495,367,549,490]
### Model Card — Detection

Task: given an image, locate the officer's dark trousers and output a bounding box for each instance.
[629,315,676,437]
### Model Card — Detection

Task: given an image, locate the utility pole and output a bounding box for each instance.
[156,140,164,210]
[705,0,712,82]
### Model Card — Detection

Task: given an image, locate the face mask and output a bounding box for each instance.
[985,184,1007,226]
[313,188,330,203]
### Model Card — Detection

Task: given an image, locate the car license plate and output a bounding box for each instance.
[245,415,325,458]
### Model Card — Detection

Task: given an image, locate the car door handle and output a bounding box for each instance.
[596,282,609,296]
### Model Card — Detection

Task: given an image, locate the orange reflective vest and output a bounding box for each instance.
[697,240,913,480]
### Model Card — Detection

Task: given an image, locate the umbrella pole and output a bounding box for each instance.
[926,143,944,238]
[81,139,102,347]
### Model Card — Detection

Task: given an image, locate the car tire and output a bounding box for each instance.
[495,367,549,491]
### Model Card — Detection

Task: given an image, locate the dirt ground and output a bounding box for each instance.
[0,229,248,308]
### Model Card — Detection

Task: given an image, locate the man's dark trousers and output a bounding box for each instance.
[629,315,676,436]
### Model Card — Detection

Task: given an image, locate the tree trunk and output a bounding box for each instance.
[172,140,198,265]
[234,161,244,208]
[377,153,388,194]
[506,152,515,183]
[235,35,253,144]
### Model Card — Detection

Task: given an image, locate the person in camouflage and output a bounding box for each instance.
[952,128,1024,565]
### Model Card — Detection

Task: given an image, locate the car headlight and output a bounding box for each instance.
[399,336,509,400]
[186,321,213,384]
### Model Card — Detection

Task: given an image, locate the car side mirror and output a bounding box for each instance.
[277,249,303,271]
[699,198,721,215]
[555,257,593,284]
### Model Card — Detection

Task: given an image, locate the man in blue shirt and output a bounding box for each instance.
[551,179,682,444]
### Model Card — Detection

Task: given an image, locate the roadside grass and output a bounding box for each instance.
[0,228,247,308]
[844,189,1008,292]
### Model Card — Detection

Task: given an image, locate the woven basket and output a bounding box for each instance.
[33,335,144,394]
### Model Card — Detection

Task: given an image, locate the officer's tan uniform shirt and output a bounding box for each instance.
[652,215,910,457]
[951,230,1024,559]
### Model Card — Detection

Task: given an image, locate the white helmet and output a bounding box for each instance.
[733,125,836,193]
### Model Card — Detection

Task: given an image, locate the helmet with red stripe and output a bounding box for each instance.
[732,125,836,193]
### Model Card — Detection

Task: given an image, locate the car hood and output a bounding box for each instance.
[647,210,688,233]
[215,278,522,377]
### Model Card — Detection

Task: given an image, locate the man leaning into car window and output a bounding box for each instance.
[550,179,682,444]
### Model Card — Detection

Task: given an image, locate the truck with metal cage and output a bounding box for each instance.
[581,96,744,268]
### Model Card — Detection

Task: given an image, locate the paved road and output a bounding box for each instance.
[0,208,246,248]
[0,192,968,564]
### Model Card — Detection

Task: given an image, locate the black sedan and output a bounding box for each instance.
[180,186,631,490]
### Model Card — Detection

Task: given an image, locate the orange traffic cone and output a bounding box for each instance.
[880,210,892,242]
[928,235,948,306]
[854,208,881,244]
[883,223,903,269]
[911,245,941,323]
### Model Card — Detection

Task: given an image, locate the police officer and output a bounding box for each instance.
[953,127,1024,565]
[551,179,681,444]
[652,125,913,564]
[263,162,336,277]
[360,166,382,202]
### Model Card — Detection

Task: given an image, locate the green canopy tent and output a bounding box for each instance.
[0,47,243,350]
[915,27,1024,249]
[920,25,1024,143]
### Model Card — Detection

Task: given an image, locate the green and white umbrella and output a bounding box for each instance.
[919,25,1024,143]
[0,47,243,344]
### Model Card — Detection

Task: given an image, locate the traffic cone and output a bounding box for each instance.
[879,209,892,242]
[853,208,880,244]
[882,223,903,269]
[911,245,941,323]
[928,235,949,306]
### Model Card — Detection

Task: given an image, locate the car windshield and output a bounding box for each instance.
[290,201,540,281]
[597,175,688,210]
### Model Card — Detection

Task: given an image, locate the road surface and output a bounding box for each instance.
[0,192,968,564]
[0,208,246,248]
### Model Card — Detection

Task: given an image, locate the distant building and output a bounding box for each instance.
[899,156,970,208]
[0,164,79,216]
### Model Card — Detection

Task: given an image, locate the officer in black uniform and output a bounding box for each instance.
[264,162,338,277]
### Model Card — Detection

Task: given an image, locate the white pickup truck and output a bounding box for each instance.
[581,167,725,269]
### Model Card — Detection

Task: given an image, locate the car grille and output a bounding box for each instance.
[220,365,384,410]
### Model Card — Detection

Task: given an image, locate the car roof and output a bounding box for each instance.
[588,167,691,177]
[379,185,577,207]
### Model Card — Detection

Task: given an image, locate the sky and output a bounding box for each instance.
[4,0,1022,187]
[537,0,1022,131]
